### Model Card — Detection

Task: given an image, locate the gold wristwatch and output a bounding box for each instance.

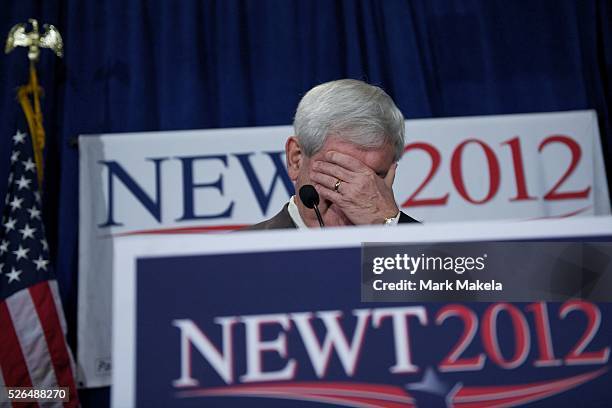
[383,212,399,226]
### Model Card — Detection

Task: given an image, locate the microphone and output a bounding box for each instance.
[299,185,325,228]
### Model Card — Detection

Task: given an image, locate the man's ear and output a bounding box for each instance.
[285,136,303,181]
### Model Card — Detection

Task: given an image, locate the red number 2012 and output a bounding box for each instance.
[435,301,610,372]
[402,135,591,208]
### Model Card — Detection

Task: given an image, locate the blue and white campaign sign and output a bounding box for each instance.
[81,110,611,386]
[112,217,612,407]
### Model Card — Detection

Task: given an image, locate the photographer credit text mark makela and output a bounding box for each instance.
[371,253,503,292]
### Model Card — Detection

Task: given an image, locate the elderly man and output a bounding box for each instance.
[247,79,418,230]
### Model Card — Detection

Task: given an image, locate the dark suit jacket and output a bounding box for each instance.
[243,203,419,230]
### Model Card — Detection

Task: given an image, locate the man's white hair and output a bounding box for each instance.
[293,79,405,161]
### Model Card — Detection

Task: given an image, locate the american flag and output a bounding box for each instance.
[0,130,79,407]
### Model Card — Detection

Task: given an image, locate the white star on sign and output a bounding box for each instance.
[23,158,36,172]
[4,218,17,232]
[27,207,41,220]
[34,191,41,203]
[8,172,14,184]
[33,255,49,271]
[6,267,22,283]
[9,197,23,211]
[0,263,4,273]
[13,130,27,144]
[16,175,31,190]
[10,151,20,163]
[41,238,49,251]
[12,245,30,261]
[19,224,37,240]
[0,240,9,254]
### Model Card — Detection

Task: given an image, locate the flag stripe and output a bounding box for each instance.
[0,301,36,406]
[30,281,78,408]
[7,288,56,406]
[0,362,8,406]
[49,281,79,389]
[48,281,67,334]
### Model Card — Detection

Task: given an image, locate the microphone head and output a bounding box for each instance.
[299,184,319,209]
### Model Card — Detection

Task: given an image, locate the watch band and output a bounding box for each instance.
[383,212,399,226]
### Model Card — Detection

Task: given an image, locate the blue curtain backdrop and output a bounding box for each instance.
[1,0,611,403]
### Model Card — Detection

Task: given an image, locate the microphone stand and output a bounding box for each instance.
[313,205,324,228]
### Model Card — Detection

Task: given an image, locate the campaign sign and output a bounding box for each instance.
[112,218,612,407]
[83,110,611,387]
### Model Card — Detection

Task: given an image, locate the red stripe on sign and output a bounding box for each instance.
[111,224,248,237]
[29,281,79,408]
[0,300,36,407]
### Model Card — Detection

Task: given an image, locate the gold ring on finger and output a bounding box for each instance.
[334,179,342,193]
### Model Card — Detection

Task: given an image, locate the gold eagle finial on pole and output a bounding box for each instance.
[5,18,63,61]
[4,19,64,187]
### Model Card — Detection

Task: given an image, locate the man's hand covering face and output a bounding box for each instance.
[309,150,399,225]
